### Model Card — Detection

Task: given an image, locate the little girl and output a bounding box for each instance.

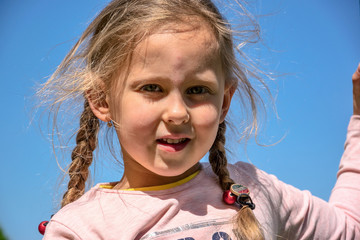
[39,0,360,239]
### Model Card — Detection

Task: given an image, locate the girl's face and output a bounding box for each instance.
[108,23,233,187]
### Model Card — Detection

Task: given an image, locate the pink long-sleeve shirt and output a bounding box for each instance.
[43,116,360,239]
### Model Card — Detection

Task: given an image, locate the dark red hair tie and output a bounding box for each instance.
[223,184,255,210]
[38,214,53,235]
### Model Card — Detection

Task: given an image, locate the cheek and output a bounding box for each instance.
[191,103,221,134]
[191,97,222,126]
[112,97,160,136]
[191,98,223,148]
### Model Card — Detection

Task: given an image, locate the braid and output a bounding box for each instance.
[61,99,99,207]
[209,121,234,190]
[209,121,264,240]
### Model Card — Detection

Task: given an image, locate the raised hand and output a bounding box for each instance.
[352,63,360,115]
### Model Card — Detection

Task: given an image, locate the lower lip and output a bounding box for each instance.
[157,139,190,152]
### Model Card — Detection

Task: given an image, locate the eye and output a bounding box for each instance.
[141,84,162,92]
[186,86,209,95]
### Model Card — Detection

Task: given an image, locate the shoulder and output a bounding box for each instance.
[227,161,279,187]
[46,184,117,237]
[226,161,300,200]
[226,161,293,215]
[201,161,279,188]
[201,161,285,206]
[53,185,103,219]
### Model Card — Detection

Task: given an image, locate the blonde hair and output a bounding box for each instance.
[39,0,266,239]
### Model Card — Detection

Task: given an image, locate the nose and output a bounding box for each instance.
[163,93,190,125]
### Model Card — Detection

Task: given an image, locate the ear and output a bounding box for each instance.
[220,83,236,123]
[86,88,111,123]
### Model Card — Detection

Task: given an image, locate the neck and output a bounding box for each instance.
[114,162,201,190]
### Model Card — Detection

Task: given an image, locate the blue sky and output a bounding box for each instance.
[0,1,359,239]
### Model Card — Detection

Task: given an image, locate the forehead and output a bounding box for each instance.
[151,21,218,48]
[128,23,220,76]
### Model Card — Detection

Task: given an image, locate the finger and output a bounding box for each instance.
[352,63,360,82]
[353,63,360,115]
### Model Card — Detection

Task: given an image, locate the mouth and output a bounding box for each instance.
[156,138,190,152]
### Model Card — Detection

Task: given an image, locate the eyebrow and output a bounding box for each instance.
[128,76,170,89]
[129,75,220,90]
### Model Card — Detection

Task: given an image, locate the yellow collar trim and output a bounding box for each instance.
[99,170,200,191]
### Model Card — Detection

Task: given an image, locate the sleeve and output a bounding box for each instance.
[274,115,360,239]
[42,220,82,240]
[329,115,360,222]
